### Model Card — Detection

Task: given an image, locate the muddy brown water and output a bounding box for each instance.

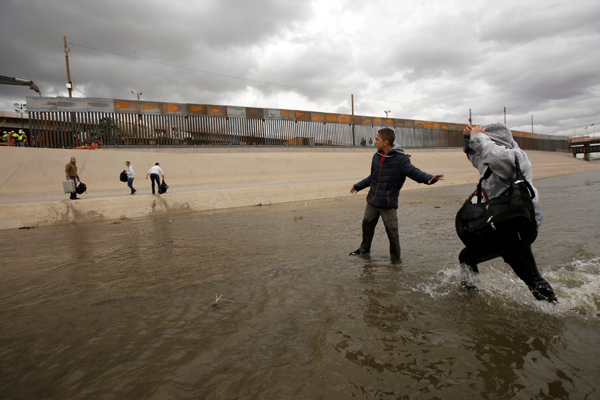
[1,171,599,399]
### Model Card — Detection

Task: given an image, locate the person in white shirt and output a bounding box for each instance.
[146,163,165,195]
[125,161,136,195]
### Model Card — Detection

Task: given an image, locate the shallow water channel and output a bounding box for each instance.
[1,171,600,399]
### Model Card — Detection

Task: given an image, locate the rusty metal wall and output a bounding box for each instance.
[25,97,569,151]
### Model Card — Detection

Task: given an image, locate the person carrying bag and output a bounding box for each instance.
[456,154,538,259]
[456,123,557,303]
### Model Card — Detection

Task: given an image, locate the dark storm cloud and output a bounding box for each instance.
[1,0,599,136]
[0,0,313,103]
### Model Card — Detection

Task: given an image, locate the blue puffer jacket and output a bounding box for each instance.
[353,144,434,209]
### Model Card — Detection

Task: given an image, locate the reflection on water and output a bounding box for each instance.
[1,171,600,399]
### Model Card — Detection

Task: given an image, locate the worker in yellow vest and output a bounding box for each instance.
[10,131,19,146]
[17,130,25,147]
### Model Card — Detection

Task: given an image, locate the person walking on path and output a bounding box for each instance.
[459,123,557,303]
[65,157,80,200]
[146,162,165,195]
[349,127,444,262]
[125,161,136,195]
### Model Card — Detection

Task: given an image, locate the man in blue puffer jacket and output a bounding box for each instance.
[349,128,444,262]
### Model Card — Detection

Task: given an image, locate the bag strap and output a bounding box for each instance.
[512,155,536,199]
[474,153,536,202]
[474,168,492,203]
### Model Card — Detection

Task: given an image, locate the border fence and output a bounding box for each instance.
[25,96,569,152]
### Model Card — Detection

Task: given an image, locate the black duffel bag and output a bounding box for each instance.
[455,155,538,259]
[76,182,87,195]
[120,170,128,182]
[159,180,169,194]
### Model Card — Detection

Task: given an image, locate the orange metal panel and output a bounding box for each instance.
[296,110,310,121]
[351,115,364,125]
[187,104,208,116]
[165,103,185,116]
[311,113,325,122]
[139,102,164,115]
[114,100,137,113]
[325,113,338,122]
[280,109,295,120]
[207,105,227,118]
[338,114,351,124]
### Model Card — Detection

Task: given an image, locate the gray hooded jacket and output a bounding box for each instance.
[463,123,543,226]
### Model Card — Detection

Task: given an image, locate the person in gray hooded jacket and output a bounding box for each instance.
[460,123,557,303]
[349,127,444,262]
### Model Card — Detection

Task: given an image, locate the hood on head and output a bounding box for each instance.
[483,123,515,149]
[378,143,406,156]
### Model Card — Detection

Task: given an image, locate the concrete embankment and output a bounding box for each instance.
[0,146,598,230]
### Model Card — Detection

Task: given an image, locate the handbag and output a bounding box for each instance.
[76,182,87,194]
[455,155,538,259]
[120,170,128,182]
[159,180,169,194]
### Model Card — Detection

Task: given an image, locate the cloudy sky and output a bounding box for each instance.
[1,0,599,137]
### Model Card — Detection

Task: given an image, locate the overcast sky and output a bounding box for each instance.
[1,0,599,137]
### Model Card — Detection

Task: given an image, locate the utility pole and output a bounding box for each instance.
[469,109,472,124]
[503,107,506,124]
[351,94,355,146]
[64,36,73,98]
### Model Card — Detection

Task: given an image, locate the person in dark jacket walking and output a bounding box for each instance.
[349,128,444,262]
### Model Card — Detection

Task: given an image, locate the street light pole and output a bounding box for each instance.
[14,103,26,130]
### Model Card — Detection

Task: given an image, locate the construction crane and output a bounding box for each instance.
[0,75,41,96]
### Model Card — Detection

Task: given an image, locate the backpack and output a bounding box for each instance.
[120,170,128,182]
[455,155,538,259]
[76,182,87,195]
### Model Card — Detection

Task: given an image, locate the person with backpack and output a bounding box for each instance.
[459,123,557,303]
[125,161,136,195]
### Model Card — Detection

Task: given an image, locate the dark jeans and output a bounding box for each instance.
[358,203,401,261]
[150,173,161,194]
[127,177,135,193]
[69,177,77,199]
[459,244,557,302]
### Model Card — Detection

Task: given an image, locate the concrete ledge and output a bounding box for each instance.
[0,181,353,229]
[1,146,598,230]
